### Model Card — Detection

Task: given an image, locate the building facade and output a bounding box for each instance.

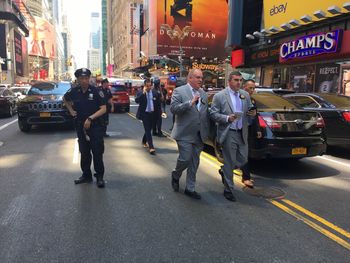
[234,0,350,95]
[0,0,30,84]
[87,49,100,73]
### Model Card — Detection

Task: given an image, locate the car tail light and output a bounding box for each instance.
[342,112,350,122]
[258,116,281,129]
[316,116,325,128]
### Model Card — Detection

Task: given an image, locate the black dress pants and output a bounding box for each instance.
[76,124,105,179]
[142,112,154,149]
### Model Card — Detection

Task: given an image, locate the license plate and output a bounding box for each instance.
[292,147,307,155]
[40,112,51,117]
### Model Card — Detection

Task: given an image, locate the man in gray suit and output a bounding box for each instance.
[210,71,256,202]
[170,69,209,200]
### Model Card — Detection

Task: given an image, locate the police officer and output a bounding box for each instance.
[63,68,107,188]
[100,78,114,137]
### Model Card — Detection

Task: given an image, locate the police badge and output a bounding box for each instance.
[99,90,104,98]
[88,93,94,100]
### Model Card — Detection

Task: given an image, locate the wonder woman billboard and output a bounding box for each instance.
[156,0,228,58]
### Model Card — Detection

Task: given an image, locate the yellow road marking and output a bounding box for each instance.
[281,199,350,239]
[270,200,350,250]
[126,111,350,250]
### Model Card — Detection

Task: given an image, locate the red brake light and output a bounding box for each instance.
[258,116,281,129]
[258,116,267,128]
[316,117,325,128]
[342,112,350,122]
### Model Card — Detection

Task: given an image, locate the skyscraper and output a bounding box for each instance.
[87,12,101,74]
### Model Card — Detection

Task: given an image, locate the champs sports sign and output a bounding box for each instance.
[280,29,343,61]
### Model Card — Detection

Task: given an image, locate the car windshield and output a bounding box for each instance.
[28,82,71,95]
[11,88,29,95]
[320,94,350,108]
[253,93,299,110]
[111,85,126,92]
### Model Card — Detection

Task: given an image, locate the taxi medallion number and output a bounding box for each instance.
[40,112,51,117]
[292,147,307,155]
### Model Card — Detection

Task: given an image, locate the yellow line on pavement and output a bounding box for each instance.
[281,199,350,239]
[270,200,350,250]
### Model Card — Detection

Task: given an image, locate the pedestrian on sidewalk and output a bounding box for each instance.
[210,71,256,201]
[170,69,209,200]
[152,78,165,137]
[135,78,161,155]
[63,68,107,188]
[99,78,114,137]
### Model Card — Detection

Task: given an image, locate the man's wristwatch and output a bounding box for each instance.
[87,117,93,122]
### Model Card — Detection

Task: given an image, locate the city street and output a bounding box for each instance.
[0,101,349,263]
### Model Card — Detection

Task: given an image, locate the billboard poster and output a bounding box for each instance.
[27,16,56,59]
[315,63,340,93]
[0,24,7,71]
[156,0,228,58]
[14,30,24,76]
[263,0,347,31]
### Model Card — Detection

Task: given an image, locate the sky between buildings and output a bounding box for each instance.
[64,0,101,68]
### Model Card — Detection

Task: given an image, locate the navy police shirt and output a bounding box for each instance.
[64,85,105,122]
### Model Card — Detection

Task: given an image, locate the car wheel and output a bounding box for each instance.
[214,138,224,163]
[18,118,31,132]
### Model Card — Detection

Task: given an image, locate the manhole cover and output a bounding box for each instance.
[243,186,285,199]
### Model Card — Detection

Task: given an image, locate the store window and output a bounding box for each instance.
[289,65,315,92]
[315,63,340,93]
[342,67,350,96]
[272,67,289,89]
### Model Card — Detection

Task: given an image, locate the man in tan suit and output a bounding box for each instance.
[170,69,209,200]
[210,71,256,202]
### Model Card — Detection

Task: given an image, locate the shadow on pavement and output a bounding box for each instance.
[250,158,340,180]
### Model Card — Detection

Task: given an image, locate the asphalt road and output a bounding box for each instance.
[0,103,349,262]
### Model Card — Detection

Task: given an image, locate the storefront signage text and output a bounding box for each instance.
[192,62,219,72]
[280,29,342,60]
[269,2,288,16]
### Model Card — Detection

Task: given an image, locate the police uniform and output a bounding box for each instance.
[99,83,113,136]
[64,68,106,187]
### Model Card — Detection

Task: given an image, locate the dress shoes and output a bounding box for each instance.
[184,189,201,200]
[157,133,166,137]
[96,178,105,188]
[149,148,156,155]
[74,176,93,184]
[103,133,110,138]
[223,190,236,202]
[171,176,179,192]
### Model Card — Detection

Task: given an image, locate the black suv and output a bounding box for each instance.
[17,81,73,132]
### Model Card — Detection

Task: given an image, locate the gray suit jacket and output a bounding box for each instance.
[210,87,253,145]
[170,84,209,143]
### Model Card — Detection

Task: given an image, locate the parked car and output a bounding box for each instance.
[206,92,327,161]
[17,81,73,132]
[110,83,130,112]
[0,86,18,117]
[283,93,350,146]
[9,86,31,100]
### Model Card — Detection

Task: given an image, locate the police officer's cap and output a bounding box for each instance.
[74,68,92,78]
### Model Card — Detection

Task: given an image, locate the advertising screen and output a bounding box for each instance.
[263,0,348,30]
[27,16,56,59]
[156,0,228,58]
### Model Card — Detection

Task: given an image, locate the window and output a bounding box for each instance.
[287,96,320,108]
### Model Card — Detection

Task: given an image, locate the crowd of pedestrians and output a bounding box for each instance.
[64,67,258,202]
